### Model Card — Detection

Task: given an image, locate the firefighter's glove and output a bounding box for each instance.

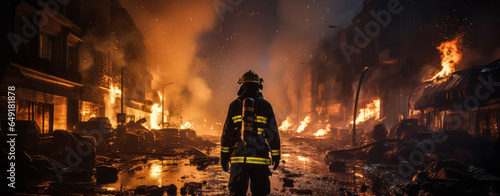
[272,156,280,170]
[221,156,229,172]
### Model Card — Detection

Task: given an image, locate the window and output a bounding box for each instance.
[39,33,52,60]
[53,95,67,130]
[67,33,82,71]
[67,45,78,70]
[16,100,53,135]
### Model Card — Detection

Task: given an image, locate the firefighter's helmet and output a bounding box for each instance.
[238,70,263,85]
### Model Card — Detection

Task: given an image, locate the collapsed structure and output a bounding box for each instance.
[410,59,500,140]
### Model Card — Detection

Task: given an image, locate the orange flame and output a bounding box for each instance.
[105,83,123,127]
[109,83,122,104]
[150,103,162,129]
[297,116,311,133]
[180,121,193,129]
[313,124,331,137]
[353,98,380,124]
[429,38,462,81]
[279,117,294,131]
[158,91,163,101]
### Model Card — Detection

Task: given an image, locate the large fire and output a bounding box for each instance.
[180,121,193,129]
[429,38,463,81]
[150,103,162,129]
[313,124,331,137]
[279,117,294,131]
[354,98,380,124]
[297,116,311,133]
[105,83,122,127]
[109,83,122,104]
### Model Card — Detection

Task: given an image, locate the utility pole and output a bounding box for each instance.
[121,67,123,114]
[116,66,126,152]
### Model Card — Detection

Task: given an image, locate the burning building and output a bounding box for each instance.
[410,59,500,140]
[300,0,500,135]
[1,0,85,134]
[2,0,500,195]
[78,0,156,128]
[0,0,156,135]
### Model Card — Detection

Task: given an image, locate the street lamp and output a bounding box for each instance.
[352,66,371,146]
[162,82,173,128]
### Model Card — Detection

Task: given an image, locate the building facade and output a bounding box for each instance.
[1,0,154,135]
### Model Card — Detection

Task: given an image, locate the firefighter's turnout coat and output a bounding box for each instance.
[221,93,281,166]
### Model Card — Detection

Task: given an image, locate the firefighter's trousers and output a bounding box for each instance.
[229,163,272,196]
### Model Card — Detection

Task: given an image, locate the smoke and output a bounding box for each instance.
[120,0,216,134]
[118,0,363,134]
[79,31,128,73]
[266,0,363,121]
[196,0,363,125]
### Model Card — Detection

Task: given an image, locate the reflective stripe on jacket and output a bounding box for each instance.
[220,93,280,165]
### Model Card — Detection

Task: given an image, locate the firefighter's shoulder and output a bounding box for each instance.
[259,98,272,108]
[229,99,242,107]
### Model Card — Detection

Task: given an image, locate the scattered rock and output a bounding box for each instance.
[95,166,118,184]
[290,188,313,195]
[134,185,148,195]
[166,184,177,195]
[180,187,187,195]
[285,173,303,178]
[359,184,368,193]
[282,177,294,188]
[147,185,164,196]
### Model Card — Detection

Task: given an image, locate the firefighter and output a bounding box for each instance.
[221,70,281,196]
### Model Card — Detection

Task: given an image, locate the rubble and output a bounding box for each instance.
[134,185,164,196]
[282,177,294,188]
[182,182,202,195]
[165,184,177,195]
[5,117,499,195]
[95,166,119,184]
[188,147,219,170]
[30,155,56,174]
[320,120,500,195]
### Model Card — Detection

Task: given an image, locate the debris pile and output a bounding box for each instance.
[323,121,500,195]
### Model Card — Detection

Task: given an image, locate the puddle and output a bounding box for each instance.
[100,157,229,194]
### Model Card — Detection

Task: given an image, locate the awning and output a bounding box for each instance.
[3,63,82,100]
[411,59,500,111]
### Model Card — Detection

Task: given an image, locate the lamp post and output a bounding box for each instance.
[352,66,371,146]
[161,82,173,128]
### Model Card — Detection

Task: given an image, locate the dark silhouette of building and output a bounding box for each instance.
[1,0,153,135]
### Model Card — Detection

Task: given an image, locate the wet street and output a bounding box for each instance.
[15,127,499,196]
[16,135,379,195]
[92,136,372,195]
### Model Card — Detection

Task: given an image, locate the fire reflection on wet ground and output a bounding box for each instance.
[22,137,371,195]
[100,158,229,195]
[268,140,371,195]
